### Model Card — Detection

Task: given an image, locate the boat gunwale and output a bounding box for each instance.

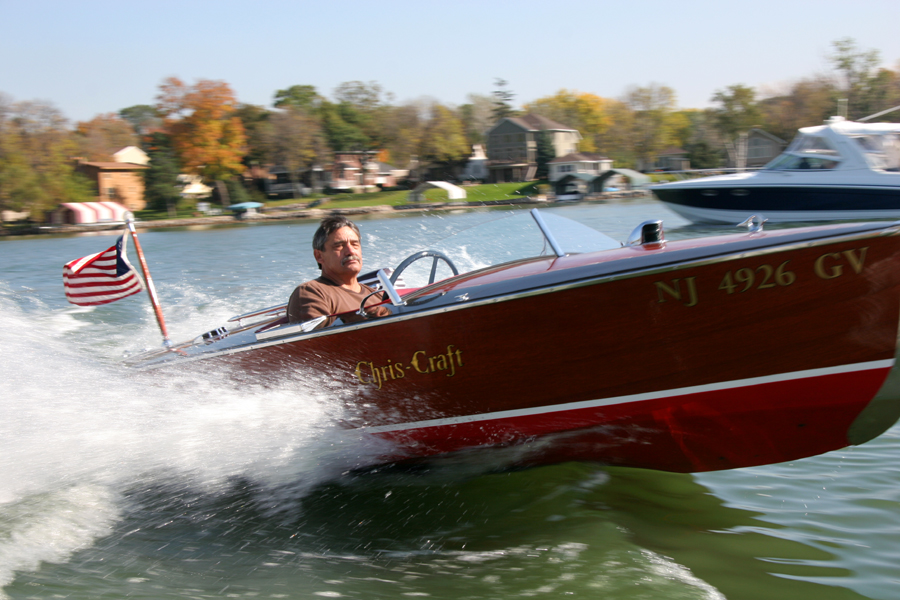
[128,221,900,370]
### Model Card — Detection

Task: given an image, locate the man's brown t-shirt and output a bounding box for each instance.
[287,276,391,327]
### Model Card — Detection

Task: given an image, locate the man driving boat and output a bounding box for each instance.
[287,216,391,327]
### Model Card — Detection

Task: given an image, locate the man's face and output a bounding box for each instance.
[315,226,362,282]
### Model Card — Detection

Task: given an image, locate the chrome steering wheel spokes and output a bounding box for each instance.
[390,250,459,285]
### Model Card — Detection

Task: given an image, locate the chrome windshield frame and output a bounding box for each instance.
[530,208,566,258]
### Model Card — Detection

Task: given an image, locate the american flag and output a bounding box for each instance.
[63,234,145,306]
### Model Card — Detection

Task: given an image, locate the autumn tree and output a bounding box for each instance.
[863,68,900,122]
[711,84,762,167]
[830,38,884,120]
[0,97,93,220]
[524,90,612,153]
[265,106,328,198]
[329,80,392,150]
[457,94,494,146]
[416,103,469,179]
[680,109,725,169]
[74,113,138,161]
[624,84,682,170]
[274,84,323,112]
[319,100,370,151]
[758,77,835,140]
[155,77,247,205]
[234,103,273,169]
[596,99,635,167]
[0,123,42,213]
[380,102,424,172]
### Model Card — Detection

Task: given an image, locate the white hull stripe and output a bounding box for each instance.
[363,359,895,434]
[663,203,900,223]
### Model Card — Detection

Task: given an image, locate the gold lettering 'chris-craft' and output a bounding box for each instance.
[355,345,464,390]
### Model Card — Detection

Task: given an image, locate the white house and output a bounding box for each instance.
[113,146,150,166]
[461,144,488,181]
[548,153,613,182]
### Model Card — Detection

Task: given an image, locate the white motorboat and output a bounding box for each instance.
[652,116,900,224]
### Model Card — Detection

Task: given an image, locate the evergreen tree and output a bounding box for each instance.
[492,79,516,122]
[142,133,182,216]
[685,141,724,169]
[535,132,556,179]
[118,105,161,136]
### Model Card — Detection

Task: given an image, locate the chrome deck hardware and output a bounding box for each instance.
[626,220,665,246]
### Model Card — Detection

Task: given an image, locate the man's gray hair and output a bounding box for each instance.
[312,216,361,268]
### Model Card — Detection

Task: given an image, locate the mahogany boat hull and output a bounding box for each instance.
[136,222,900,472]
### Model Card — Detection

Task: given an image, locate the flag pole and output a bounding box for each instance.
[125,218,172,347]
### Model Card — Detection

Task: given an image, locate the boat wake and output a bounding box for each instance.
[0,289,392,591]
[1,278,575,595]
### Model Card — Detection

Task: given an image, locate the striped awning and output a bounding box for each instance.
[57,202,130,224]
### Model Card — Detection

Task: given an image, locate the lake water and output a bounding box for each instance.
[2,198,899,599]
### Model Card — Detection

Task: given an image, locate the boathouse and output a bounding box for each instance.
[50,201,131,225]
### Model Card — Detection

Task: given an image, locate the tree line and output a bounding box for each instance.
[1,38,898,220]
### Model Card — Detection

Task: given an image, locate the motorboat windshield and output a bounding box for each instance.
[763,133,842,171]
[763,119,900,172]
[851,133,900,170]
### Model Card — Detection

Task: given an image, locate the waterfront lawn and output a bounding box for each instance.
[265,182,541,210]
[132,182,545,222]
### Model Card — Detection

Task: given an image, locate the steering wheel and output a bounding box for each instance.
[390,250,459,285]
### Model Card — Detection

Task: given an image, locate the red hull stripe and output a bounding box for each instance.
[363,359,895,434]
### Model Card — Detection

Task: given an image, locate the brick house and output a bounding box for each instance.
[325,151,406,192]
[328,151,379,192]
[76,161,148,211]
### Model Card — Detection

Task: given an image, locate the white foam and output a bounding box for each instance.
[0,290,388,589]
[0,484,120,596]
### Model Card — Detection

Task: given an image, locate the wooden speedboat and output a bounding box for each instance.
[128,210,900,472]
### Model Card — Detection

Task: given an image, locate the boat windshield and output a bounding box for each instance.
[852,133,900,171]
[397,209,621,286]
[764,133,841,171]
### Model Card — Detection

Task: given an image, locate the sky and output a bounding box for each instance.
[3,0,900,124]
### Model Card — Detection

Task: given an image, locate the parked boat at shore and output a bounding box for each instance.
[652,116,900,224]
[128,209,900,473]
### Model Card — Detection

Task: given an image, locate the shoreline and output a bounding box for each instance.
[0,191,651,237]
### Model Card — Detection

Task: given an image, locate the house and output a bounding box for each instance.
[374,161,407,188]
[1,210,30,223]
[552,168,651,198]
[50,201,130,225]
[743,129,787,168]
[461,144,488,181]
[113,146,149,166]
[265,167,309,198]
[639,147,690,172]
[548,153,613,182]
[486,114,581,182]
[75,161,148,211]
[328,152,379,192]
[323,152,406,192]
[177,174,213,199]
